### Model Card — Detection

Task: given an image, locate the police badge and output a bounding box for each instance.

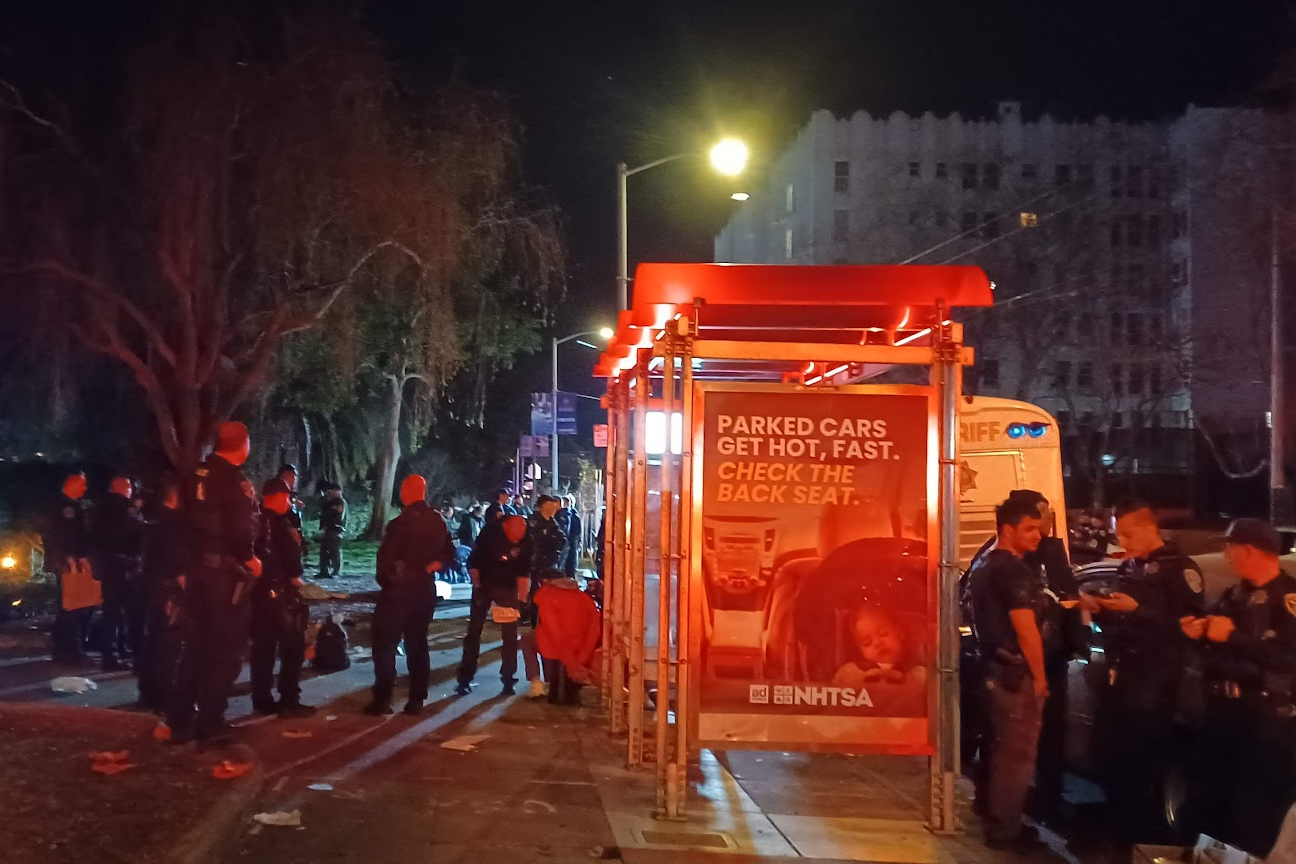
[1184,568,1203,594]
[1285,594,1296,618]
[1252,590,1269,605]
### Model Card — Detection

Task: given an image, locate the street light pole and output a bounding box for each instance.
[551,328,614,495]
[1271,206,1286,526]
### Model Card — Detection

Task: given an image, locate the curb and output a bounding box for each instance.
[169,743,264,864]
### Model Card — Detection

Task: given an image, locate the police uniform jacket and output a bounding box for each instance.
[528,513,567,572]
[95,493,145,565]
[184,454,256,568]
[256,510,304,601]
[1100,543,1205,674]
[484,501,515,523]
[1205,570,1296,704]
[44,495,89,572]
[319,496,347,535]
[468,520,534,590]
[143,507,187,590]
[376,501,454,592]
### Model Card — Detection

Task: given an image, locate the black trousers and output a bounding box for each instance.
[99,559,142,665]
[318,533,342,577]
[250,595,307,706]
[136,586,182,713]
[1096,668,1174,838]
[167,566,251,736]
[1195,696,1296,856]
[1033,661,1070,815]
[372,586,435,705]
[456,586,519,687]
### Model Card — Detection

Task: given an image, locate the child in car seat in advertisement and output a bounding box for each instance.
[696,387,933,751]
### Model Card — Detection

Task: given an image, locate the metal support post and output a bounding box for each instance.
[610,377,631,735]
[1271,207,1287,526]
[655,331,675,814]
[617,163,629,311]
[601,385,619,709]
[551,336,560,492]
[669,314,696,818]
[930,320,962,834]
[627,354,650,766]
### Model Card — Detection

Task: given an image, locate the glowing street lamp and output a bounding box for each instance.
[617,137,749,310]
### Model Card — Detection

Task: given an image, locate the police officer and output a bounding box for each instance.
[456,514,533,696]
[250,478,314,718]
[277,464,309,565]
[1083,500,1204,839]
[168,422,262,745]
[317,482,347,579]
[1182,518,1296,855]
[365,475,454,716]
[529,495,566,575]
[136,481,186,714]
[965,495,1049,850]
[484,489,515,523]
[95,475,146,670]
[558,495,582,580]
[44,471,91,662]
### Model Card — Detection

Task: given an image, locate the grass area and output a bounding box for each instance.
[337,539,379,577]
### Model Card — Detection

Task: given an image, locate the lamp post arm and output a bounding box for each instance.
[624,153,690,177]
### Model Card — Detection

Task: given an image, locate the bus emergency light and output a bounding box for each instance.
[1006,422,1049,439]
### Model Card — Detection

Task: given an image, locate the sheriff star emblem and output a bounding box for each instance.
[1286,594,1296,618]
[1184,568,1203,594]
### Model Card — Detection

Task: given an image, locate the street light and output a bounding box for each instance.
[552,328,612,493]
[617,137,749,310]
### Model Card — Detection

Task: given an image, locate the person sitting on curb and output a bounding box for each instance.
[520,568,602,702]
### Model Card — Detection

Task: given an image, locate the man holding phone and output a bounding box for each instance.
[965,495,1049,850]
[1182,518,1296,856]
[1082,500,1204,839]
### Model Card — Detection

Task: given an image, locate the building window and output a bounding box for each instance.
[1076,314,1093,340]
[1128,364,1145,395]
[1150,314,1163,341]
[1077,362,1094,392]
[909,161,921,178]
[1147,215,1160,246]
[984,164,1001,190]
[786,183,795,213]
[834,161,850,193]
[1054,315,1070,342]
[1128,165,1144,198]
[961,211,977,233]
[1078,163,1095,190]
[1151,366,1164,395]
[1021,163,1037,180]
[984,213,1000,239]
[1171,260,1185,285]
[834,209,850,241]
[935,211,949,228]
[1053,360,1072,390]
[1127,215,1143,247]
[980,358,1000,387]
[1110,220,1122,247]
[1110,312,1123,341]
[1054,164,1072,186]
[1057,410,1072,430]
[936,162,948,179]
[1110,165,1123,198]
[1112,363,1124,395]
[1112,411,1125,429]
[1128,264,1145,296]
[784,228,793,260]
[962,163,978,189]
[1127,312,1143,342]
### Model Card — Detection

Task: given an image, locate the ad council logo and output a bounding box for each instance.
[748,684,769,704]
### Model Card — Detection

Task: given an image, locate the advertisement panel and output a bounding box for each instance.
[690,383,936,753]
[530,393,578,437]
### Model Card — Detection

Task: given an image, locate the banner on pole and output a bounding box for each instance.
[519,435,534,458]
[593,423,609,448]
[530,392,578,436]
[690,383,936,754]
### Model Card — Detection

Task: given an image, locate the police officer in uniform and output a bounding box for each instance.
[559,495,582,579]
[1083,500,1204,839]
[1182,518,1296,855]
[250,478,314,718]
[456,514,534,696]
[168,422,262,745]
[317,483,347,579]
[965,495,1049,850]
[277,464,309,564]
[95,475,146,670]
[484,489,515,523]
[136,481,186,714]
[44,471,91,662]
[365,475,454,716]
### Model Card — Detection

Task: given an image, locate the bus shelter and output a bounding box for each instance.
[594,263,994,830]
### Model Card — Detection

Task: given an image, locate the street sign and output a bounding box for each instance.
[593,423,609,448]
[532,436,549,457]
[519,435,534,458]
[531,392,578,436]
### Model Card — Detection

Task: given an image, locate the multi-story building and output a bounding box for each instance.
[715,103,1296,507]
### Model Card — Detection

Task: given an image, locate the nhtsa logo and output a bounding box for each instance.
[748,684,874,708]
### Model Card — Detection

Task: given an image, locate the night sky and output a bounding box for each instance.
[5,0,1295,405]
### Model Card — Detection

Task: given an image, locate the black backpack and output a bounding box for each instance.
[313,618,351,672]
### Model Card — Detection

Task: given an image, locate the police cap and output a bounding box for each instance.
[1224,518,1283,557]
[278,463,298,477]
[261,477,291,498]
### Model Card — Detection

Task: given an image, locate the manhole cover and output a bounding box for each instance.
[639,830,730,849]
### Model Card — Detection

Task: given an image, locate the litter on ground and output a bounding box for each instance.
[50,676,97,694]
[252,810,302,828]
[282,729,313,739]
[440,734,491,752]
[307,782,333,792]
[213,760,251,780]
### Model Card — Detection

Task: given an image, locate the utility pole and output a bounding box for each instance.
[1271,206,1288,527]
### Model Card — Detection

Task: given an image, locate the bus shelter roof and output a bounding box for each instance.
[594,263,993,378]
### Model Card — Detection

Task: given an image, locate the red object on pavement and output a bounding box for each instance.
[212,760,251,780]
[90,750,135,775]
[533,581,602,674]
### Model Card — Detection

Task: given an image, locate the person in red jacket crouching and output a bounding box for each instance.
[521,569,602,703]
